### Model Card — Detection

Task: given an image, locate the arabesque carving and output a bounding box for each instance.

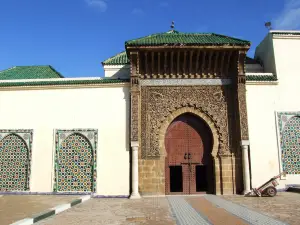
[238,84,249,140]
[141,86,231,158]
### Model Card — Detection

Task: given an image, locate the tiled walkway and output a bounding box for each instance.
[168,197,211,225]
[204,195,287,225]
[168,196,288,225]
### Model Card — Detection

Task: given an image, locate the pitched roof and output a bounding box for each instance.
[0,66,64,80]
[125,30,250,47]
[102,51,130,65]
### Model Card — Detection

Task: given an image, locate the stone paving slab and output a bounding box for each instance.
[205,195,287,225]
[37,197,176,225]
[167,196,210,225]
[0,195,80,225]
[222,192,300,225]
[185,196,248,225]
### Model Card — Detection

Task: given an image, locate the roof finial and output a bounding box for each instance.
[170,21,175,30]
[265,21,272,30]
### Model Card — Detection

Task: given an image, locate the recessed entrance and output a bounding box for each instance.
[165,113,214,195]
[196,165,207,192]
[170,166,183,192]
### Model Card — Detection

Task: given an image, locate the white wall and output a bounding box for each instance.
[104,65,130,79]
[247,32,300,189]
[246,84,280,188]
[273,36,300,103]
[255,34,276,74]
[0,85,130,196]
[272,35,300,186]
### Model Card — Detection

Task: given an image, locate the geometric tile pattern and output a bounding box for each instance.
[54,129,98,193]
[277,112,300,174]
[0,130,33,191]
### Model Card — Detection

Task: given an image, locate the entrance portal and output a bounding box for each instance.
[165,113,214,195]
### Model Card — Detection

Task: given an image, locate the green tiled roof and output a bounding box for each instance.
[0,66,64,80]
[102,51,130,65]
[125,30,250,47]
[0,78,130,87]
[246,74,278,81]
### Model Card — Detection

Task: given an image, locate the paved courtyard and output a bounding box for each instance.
[37,197,176,225]
[0,195,79,225]
[222,192,300,225]
[36,192,299,225]
[1,192,299,225]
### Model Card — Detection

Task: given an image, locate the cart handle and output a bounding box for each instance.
[273,171,286,179]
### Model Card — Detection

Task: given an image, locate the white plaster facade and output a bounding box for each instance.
[246,30,300,189]
[102,30,300,191]
[104,65,130,79]
[0,81,130,196]
[1,30,299,196]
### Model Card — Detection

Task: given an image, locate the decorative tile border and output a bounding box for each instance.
[54,129,98,193]
[277,112,300,133]
[0,129,33,191]
[140,79,232,86]
[277,112,300,175]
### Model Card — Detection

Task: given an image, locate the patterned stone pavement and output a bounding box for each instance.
[5,192,299,225]
[222,192,300,225]
[204,195,286,225]
[168,196,211,224]
[37,197,176,225]
[0,195,80,225]
[185,196,248,225]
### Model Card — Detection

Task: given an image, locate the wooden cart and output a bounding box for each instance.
[247,172,286,197]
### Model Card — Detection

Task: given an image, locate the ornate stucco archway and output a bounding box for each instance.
[158,106,220,158]
[158,107,221,194]
[137,85,244,196]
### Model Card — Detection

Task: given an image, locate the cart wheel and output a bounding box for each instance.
[266,187,277,197]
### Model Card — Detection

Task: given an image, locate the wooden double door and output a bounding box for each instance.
[165,113,213,195]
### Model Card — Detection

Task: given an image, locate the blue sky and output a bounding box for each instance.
[0,0,299,78]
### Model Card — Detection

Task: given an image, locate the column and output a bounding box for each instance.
[241,140,251,194]
[130,141,141,199]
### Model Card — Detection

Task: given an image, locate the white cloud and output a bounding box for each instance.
[159,2,169,7]
[85,0,108,12]
[273,0,300,29]
[132,8,144,15]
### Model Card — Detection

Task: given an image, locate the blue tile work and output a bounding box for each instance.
[54,129,98,193]
[277,113,300,174]
[167,196,211,225]
[0,130,33,191]
[204,195,288,225]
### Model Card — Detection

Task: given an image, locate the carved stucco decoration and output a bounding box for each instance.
[141,86,231,158]
[238,85,249,140]
[237,50,249,140]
